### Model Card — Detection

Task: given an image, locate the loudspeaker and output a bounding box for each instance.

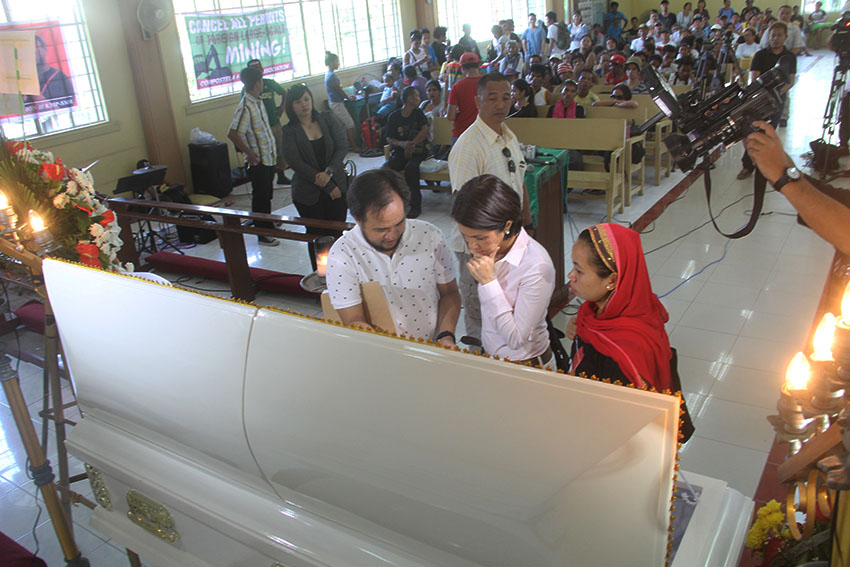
[189,142,232,198]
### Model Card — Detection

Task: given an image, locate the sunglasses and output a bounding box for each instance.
[502,147,516,173]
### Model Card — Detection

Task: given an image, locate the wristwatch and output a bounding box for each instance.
[772,166,802,192]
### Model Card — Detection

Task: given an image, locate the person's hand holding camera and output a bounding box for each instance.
[743,120,795,183]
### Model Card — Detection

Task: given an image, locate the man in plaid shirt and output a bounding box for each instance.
[228,66,279,246]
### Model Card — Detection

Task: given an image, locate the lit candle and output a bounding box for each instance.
[811,313,836,362]
[785,352,811,391]
[0,191,17,230]
[806,313,843,422]
[835,281,850,369]
[28,210,53,251]
[313,235,334,279]
[316,250,329,277]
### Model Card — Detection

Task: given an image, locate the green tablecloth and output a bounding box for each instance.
[524,148,569,224]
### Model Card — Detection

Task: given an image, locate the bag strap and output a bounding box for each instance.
[700,159,766,239]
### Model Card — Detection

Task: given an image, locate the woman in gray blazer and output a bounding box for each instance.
[280,83,349,269]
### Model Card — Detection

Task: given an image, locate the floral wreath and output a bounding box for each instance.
[0,139,131,272]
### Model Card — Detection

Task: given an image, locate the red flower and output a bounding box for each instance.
[75,242,101,268]
[54,157,69,178]
[39,162,64,181]
[6,141,24,154]
[98,210,115,226]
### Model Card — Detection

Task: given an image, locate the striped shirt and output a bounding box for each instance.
[229,92,277,166]
[448,116,527,253]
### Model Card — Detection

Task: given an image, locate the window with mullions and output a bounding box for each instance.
[173,0,402,103]
[0,0,107,140]
[435,0,545,47]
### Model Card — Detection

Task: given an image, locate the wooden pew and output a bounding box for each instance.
[586,106,647,206]
[384,116,452,189]
[632,94,673,185]
[534,105,646,205]
[738,57,752,85]
[506,117,628,222]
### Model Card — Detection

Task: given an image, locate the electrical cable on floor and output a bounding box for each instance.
[24,456,43,566]
[640,221,656,234]
[655,220,747,299]
[644,192,754,256]
[0,279,22,376]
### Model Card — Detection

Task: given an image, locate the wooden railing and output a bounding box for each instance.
[108,197,353,302]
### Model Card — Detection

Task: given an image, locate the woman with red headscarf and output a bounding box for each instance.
[566,223,695,442]
[565,223,672,391]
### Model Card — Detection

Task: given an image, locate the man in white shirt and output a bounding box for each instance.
[326,169,460,344]
[630,25,648,52]
[736,27,760,59]
[448,71,533,344]
[759,4,805,54]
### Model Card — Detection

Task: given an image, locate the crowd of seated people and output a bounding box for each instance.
[353,0,827,217]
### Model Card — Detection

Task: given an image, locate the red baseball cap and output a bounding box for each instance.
[611,54,626,65]
[459,52,481,66]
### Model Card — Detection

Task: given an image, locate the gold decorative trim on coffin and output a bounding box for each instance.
[84,463,112,511]
[126,489,180,543]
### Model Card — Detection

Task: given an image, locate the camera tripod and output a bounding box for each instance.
[814,54,850,177]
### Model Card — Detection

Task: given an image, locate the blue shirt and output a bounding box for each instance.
[718,7,735,19]
[325,71,344,103]
[604,11,627,39]
[521,26,547,56]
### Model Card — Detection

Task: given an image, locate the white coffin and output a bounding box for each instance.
[43,259,682,567]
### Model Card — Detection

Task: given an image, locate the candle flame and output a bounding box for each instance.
[842,280,850,323]
[316,251,329,277]
[28,210,45,232]
[0,191,8,209]
[811,312,836,361]
[785,352,811,391]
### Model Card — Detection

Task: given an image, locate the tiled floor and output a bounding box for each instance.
[0,51,844,565]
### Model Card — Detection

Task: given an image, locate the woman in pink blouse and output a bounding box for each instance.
[451,174,555,367]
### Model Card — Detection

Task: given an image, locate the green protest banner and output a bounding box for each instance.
[184,7,291,89]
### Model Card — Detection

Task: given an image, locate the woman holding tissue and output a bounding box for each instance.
[451,175,555,366]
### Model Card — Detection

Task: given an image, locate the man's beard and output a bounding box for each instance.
[364,229,404,254]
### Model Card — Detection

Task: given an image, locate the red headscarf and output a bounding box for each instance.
[574,223,672,391]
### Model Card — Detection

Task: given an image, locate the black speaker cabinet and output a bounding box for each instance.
[189,142,232,198]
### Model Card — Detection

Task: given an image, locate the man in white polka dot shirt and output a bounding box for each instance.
[326,169,461,345]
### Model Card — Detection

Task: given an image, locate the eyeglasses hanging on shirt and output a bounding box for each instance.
[502,147,516,173]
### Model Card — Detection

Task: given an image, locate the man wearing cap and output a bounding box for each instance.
[620,56,649,93]
[690,15,710,39]
[448,71,532,347]
[630,24,649,52]
[605,54,627,84]
[557,62,574,83]
[656,28,674,49]
[446,52,483,141]
[709,23,724,42]
[245,59,290,185]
